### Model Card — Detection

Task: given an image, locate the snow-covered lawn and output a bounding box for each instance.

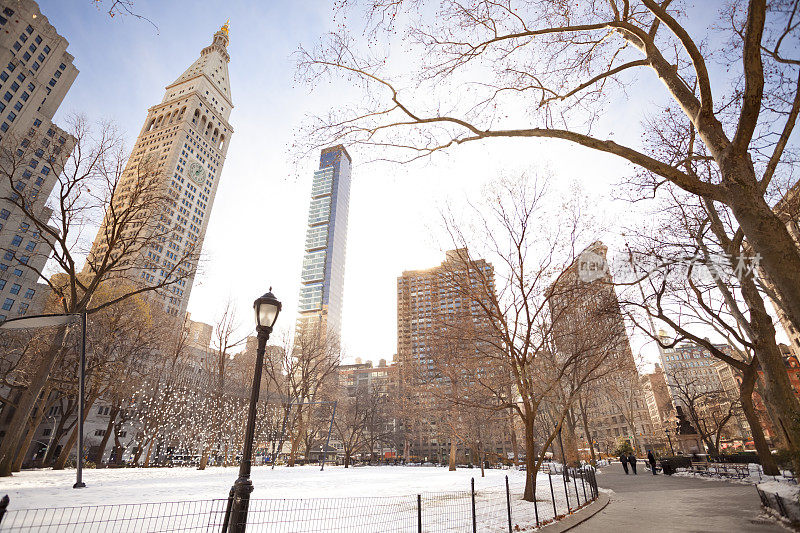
[0,465,597,531]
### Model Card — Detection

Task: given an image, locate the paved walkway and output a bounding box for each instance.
[570,462,783,532]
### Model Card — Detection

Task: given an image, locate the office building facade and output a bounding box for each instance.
[297,145,351,339]
[0,0,77,320]
[86,23,234,317]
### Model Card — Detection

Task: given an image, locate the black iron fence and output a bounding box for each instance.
[0,467,598,532]
[756,487,800,525]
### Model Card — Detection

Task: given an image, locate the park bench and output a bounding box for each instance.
[707,463,750,479]
[690,461,710,474]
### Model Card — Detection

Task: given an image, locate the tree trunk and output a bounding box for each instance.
[0,327,67,476]
[740,366,780,475]
[52,395,96,470]
[344,451,350,468]
[726,178,800,341]
[45,404,75,466]
[448,434,457,471]
[578,398,597,466]
[522,419,537,502]
[11,422,36,472]
[144,438,154,467]
[93,406,119,467]
[198,446,210,470]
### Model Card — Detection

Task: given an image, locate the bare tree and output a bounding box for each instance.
[298,1,800,363]
[435,176,625,501]
[0,116,199,476]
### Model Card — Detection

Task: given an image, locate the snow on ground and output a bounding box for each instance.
[0,465,597,531]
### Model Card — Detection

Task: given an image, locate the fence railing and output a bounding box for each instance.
[756,487,800,525]
[0,467,599,532]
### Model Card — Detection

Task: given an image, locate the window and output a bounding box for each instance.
[0,280,5,290]
[28,159,37,168]
[13,102,21,112]
[17,303,26,315]
[42,428,51,436]
[9,284,19,295]
[19,222,28,233]
[0,209,8,219]
[7,111,15,122]
[34,177,43,186]
[2,8,14,16]
[3,251,13,261]
[24,288,33,299]
[94,429,105,437]
[21,52,29,62]
[54,70,61,78]
[12,42,20,52]
[20,91,28,101]
[34,148,42,157]
[33,119,41,127]
[0,72,7,82]
[6,62,14,72]
[37,54,43,62]
[48,78,55,87]
[59,63,66,70]
[43,45,50,54]
[3,92,11,102]
[12,269,21,277]
[31,62,38,71]
[0,123,8,133]
[25,241,34,251]
[0,264,7,272]
[2,298,13,311]
[34,36,41,45]
[25,25,33,35]
[18,255,28,265]
[10,236,21,247]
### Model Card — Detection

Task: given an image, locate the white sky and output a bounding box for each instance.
[38,1,786,369]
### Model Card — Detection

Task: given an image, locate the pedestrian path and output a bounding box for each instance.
[569,462,783,532]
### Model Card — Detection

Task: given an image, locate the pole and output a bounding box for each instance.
[320,401,337,471]
[73,312,86,489]
[471,477,477,533]
[557,425,569,512]
[417,494,422,533]
[666,430,675,456]
[225,326,270,532]
[505,475,512,533]
[548,471,556,518]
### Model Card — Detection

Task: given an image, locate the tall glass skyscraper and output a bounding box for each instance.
[297,145,351,339]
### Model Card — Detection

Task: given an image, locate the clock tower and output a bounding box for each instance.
[87,22,234,318]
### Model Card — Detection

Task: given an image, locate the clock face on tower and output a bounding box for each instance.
[188,161,206,184]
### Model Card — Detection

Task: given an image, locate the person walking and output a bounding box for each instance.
[628,452,638,474]
[647,450,658,475]
[619,452,629,474]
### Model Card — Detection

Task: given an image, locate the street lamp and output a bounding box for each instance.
[665,428,675,456]
[224,289,281,533]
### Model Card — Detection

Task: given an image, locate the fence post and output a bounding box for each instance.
[562,466,571,513]
[471,478,477,533]
[417,494,422,533]
[573,469,580,507]
[533,479,540,528]
[548,471,557,519]
[505,476,512,533]
[580,467,587,503]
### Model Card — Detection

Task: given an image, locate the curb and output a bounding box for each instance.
[538,493,610,532]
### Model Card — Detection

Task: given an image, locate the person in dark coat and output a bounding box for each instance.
[647,450,658,475]
[619,452,629,474]
[628,452,638,474]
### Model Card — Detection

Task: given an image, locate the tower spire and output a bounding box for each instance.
[220,19,230,38]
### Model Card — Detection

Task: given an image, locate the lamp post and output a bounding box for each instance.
[665,428,675,456]
[224,289,281,533]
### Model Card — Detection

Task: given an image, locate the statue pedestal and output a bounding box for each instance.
[676,434,703,454]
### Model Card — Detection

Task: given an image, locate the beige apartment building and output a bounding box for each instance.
[0,0,77,320]
[86,22,234,317]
